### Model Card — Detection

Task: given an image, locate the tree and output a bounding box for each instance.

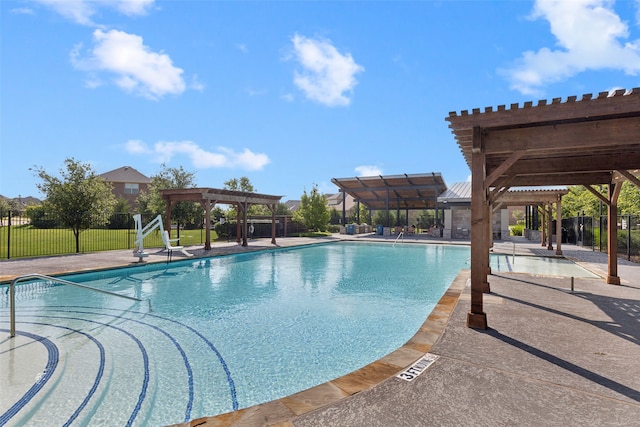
[512,209,525,224]
[293,184,331,232]
[108,197,133,229]
[618,181,640,215]
[224,176,255,192]
[358,203,372,225]
[561,186,601,218]
[223,176,262,219]
[137,164,200,234]
[372,210,395,227]
[0,198,9,226]
[561,183,640,218]
[34,158,116,253]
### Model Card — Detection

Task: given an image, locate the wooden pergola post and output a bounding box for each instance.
[485,200,492,281]
[201,198,213,250]
[555,194,563,256]
[607,182,621,285]
[547,204,554,251]
[467,126,488,329]
[165,200,175,238]
[540,206,547,247]
[242,201,249,247]
[236,203,242,245]
[270,204,277,244]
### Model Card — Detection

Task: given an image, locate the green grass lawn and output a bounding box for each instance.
[0,225,216,258]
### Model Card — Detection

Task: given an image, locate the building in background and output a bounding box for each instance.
[100,166,150,208]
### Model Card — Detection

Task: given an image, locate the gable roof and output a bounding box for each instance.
[100,166,150,184]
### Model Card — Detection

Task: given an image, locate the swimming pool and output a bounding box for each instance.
[1,242,469,426]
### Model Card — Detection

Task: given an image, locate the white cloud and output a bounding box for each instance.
[10,7,35,15]
[31,0,155,26]
[125,140,270,171]
[355,165,382,176]
[71,29,186,99]
[290,33,364,106]
[125,139,150,154]
[281,93,295,102]
[501,0,640,95]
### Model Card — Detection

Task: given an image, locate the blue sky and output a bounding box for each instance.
[2,0,640,202]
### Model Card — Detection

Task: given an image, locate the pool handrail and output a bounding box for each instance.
[393,231,404,247]
[8,273,152,337]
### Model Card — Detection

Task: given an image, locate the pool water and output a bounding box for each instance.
[490,254,599,277]
[0,242,468,426]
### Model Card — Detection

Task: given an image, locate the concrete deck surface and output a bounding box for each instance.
[2,235,639,427]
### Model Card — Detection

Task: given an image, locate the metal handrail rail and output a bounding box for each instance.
[393,231,404,247]
[8,273,152,337]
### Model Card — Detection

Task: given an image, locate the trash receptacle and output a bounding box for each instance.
[347,224,355,235]
[377,225,383,235]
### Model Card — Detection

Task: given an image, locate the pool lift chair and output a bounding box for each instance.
[133,214,193,262]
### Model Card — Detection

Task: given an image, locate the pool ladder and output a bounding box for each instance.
[6,273,152,338]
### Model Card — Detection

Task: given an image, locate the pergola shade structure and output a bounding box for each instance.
[446,88,640,329]
[331,173,447,226]
[492,188,570,250]
[160,188,282,249]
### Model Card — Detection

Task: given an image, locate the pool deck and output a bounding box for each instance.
[2,235,640,426]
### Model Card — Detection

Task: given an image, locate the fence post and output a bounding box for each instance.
[628,214,632,261]
[6,210,11,260]
[599,216,602,253]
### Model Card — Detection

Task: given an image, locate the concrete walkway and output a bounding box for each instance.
[2,236,639,426]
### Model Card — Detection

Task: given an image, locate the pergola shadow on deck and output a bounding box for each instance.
[446,88,640,329]
[159,188,282,249]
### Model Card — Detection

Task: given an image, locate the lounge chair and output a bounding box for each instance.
[162,231,193,258]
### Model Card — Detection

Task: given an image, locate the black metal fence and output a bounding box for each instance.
[562,215,640,262]
[1,209,302,259]
[0,210,181,259]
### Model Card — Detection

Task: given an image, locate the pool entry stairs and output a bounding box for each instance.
[1,275,238,426]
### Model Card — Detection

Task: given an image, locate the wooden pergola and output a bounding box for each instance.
[446,88,640,329]
[159,188,282,249]
[493,189,570,251]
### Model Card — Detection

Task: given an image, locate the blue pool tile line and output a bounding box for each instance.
[0,330,59,425]
[60,307,195,422]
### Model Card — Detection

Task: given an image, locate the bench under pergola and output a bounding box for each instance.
[159,188,282,249]
[446,88,640,329]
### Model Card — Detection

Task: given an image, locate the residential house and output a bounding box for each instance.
[100,166,150,208]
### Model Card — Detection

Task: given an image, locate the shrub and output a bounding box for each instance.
[327,224,340,233]
[510,224,524,236]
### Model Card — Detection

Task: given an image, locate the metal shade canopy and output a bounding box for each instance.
[331,173,447,210]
